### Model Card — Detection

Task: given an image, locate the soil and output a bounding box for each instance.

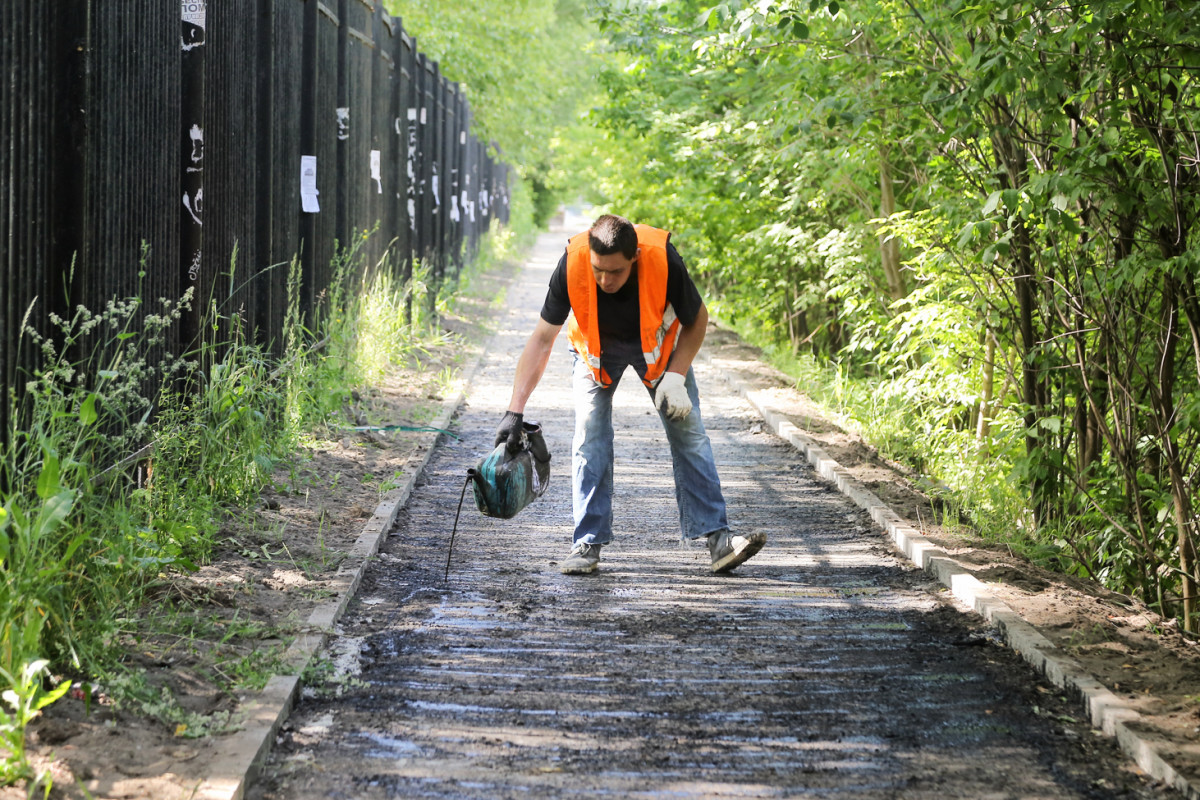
[7,238,1200,798]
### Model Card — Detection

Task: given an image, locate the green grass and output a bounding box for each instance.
[715,315,1039,562]
[0,225,522,789]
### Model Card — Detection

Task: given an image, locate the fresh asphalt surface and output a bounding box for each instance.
[248,232,1170,799]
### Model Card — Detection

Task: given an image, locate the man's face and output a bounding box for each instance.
[590,248,638,294]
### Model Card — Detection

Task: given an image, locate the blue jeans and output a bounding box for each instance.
[571,351,728,546]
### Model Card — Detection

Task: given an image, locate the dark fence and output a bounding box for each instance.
[1,0,509,438]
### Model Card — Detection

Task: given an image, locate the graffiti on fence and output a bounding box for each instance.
[336,107,350,141]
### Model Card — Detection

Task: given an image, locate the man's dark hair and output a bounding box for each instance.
[588,214,638,260]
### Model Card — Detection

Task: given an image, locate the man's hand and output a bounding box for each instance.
[654,372,691,420]
[494,411,525,454]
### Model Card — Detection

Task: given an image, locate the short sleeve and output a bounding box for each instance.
[665,242,704,327]
[539,252,571,326]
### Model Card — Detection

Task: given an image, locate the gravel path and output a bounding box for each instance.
[249,234,1168,799]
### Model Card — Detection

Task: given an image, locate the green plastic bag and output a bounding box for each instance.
[469,421,551,519]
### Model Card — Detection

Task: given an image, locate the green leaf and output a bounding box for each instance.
[60,533,87,564]
[828,0,840,16]
[793,20,809,39]
[34,677,72,712]
[1039,416,1062,434]
[982,191,1002,216]
[37,453,61,501]
[34,489,77,539]
[79,393,99,426]
[956,221,977,248]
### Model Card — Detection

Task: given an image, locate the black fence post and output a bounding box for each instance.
[255,0,276,351]
[463,117,478,261]
[298,0,319,326]
[371,5,391,277]
[404,37,419,279]
[416,53,429,279]
[387,17,411,285]
[0,2,67,449]
[435,74,448,288]
[454,85,466,276]
[180,1,206,348]
[401,30,419,323]
[335,0,351,256]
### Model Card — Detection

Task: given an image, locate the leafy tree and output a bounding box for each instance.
[586,0,1200,627]
[385,0,600,225]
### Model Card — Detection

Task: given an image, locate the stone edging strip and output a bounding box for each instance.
[193,347,491,800]
[704,355,1200,800]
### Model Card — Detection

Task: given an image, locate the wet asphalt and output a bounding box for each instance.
[248,233,1171,800]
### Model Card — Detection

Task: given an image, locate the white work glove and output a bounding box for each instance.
[654,372,692,420]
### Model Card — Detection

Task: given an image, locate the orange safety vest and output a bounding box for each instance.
[565,224,681,389]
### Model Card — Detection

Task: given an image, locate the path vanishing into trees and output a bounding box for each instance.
[248,233,1166,799]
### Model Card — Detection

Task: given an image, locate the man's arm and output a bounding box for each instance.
[666,302,708,375]
[507,316,563,413]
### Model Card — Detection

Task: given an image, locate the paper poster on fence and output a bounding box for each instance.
[370,150,382,194]
[182,1,206,51]
[300,156,319,213]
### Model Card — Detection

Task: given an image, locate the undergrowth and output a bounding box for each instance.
[714,316,1044,565]
[0,225,518,790]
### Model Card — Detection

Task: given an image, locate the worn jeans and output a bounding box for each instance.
[571,351,728,546]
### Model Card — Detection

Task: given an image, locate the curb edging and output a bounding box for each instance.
[706,356,1200,799]
[193,347,489,800]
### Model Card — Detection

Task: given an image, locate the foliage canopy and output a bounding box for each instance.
[580,0,1200,628]
[384,0,601,223]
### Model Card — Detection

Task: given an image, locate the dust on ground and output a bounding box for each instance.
[8,259,1200,797]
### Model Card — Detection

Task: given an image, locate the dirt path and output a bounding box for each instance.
[249,234,1168,799]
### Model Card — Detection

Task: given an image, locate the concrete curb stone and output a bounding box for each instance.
[701,350,1200,800]
[192,343,492,800]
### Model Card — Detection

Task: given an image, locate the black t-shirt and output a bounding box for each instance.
[539,241,704,351]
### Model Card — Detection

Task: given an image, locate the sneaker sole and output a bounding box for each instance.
[711,533,767,573]
[561,561,599,575]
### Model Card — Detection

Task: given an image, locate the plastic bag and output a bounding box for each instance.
[469,420,551,519]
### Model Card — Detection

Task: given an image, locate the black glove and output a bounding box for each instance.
[494,411,524,454]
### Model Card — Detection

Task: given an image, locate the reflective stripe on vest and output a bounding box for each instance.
[565,224,681,389]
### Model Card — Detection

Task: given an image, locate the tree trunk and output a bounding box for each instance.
[1155,274,1197,631]
[976,328,995,448]
[990,108,1052,524]
[878,146,905,301]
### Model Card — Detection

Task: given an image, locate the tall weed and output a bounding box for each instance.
[0,280,194,783]
[721,319,1033,557]
[0,231,507,787]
